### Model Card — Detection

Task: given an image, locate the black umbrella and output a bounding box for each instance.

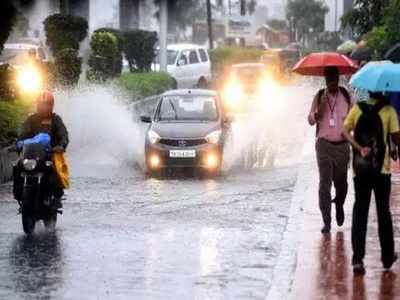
[350,47,373,62]
[384,43,400,63]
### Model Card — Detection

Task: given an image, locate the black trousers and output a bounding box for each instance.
[352,174,395,265]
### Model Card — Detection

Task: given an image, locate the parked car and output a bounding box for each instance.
[141,89,231,177]
[153,44,212,89]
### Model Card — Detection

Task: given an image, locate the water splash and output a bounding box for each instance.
[54,84,145,177]
[222,80,318,171]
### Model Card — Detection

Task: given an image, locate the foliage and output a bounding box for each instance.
[123,30,158,72]
[0,100,30,146]
[154,0,203,30]
[267,19,288,31]
[0,64,16,100]
[0,1,17,54]
[366,26,388,59]
[115,72,174,99]
[209,47,264,76]
[93,28,124,76]
[87,32,119,81]
[286,0,328,41]
[363,0,400,59]
[382,0,400,47]
[43,13,88,55]
[341,0,389,39]
[54,48,82,86]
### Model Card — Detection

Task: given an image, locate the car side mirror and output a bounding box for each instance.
[140,115,152,123]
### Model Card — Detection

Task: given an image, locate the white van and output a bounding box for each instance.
[154,44,212,89]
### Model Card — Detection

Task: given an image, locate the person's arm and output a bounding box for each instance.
[53,116,69,152]
[343,106,371,158]
[308,91,325,126]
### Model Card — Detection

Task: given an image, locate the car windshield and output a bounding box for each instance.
[154,49,178,65]
[157,95,218,121]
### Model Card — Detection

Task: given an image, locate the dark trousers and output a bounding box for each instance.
[316,139,350,227]
[352,174,394,265]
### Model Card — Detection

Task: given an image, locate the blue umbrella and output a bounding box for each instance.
[350,62,400,92]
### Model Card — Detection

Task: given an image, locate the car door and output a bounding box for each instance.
[187,49,201,87]
[174,50,190,88]
[198,48,212,82]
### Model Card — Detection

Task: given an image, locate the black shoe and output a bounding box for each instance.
[336,204,345,227]
[383,253,398,269]
[353,262,366,276]
[321,225,331,234]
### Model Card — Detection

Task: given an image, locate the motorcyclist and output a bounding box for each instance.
[16,90,69,206]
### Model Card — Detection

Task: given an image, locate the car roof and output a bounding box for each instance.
[232,63,266,68]
[167,44,205,51]
[162,89,217,97]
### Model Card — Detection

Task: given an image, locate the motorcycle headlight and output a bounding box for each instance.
[23,159,37,171]
[148,130,161,144]
[205,130,222,145]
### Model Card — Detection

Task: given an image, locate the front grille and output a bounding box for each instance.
[159,138,207,147]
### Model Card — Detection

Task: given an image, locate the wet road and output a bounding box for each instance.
[0,84,313,299]
[0,167,296,299]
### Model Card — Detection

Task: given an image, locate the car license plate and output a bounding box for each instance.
[169,150,196,158]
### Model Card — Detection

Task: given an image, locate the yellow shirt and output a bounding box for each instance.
[344,99,400,174]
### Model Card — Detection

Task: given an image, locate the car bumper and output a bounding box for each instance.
[145,142,222,170]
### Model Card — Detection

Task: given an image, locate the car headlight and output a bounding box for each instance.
[223,83,242,107]
[23,159,37,171]
[148,130,161,144]
[205,130,222,145]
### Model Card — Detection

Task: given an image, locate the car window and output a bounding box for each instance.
[199,49,208,62]
[189,50,199,64]
[178,51,189,65]
[157,95,218,121]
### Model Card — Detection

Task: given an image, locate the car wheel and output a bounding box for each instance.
[197,77,208,89]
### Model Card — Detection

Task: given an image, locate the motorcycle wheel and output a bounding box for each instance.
[43,214,57,230]
[21,189,35,235]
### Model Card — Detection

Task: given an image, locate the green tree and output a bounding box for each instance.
[286,0,328,43]
[341,0,389,38]
[267,19,287,31]
[0,1,17,54]
[43,13,88,55]
[365,0,400,58]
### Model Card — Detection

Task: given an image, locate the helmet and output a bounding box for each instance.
[37,90,54,106]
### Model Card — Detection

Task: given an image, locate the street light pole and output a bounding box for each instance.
[160,0,168,72]
[206,0,214,49]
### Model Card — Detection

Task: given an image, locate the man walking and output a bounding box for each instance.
[308,67,352,234]
[343,92,400,275]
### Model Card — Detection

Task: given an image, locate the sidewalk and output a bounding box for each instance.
[289,162,400,299]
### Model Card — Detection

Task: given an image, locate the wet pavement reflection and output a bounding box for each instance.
[290,171,400,300]
[0,166,297,299]
[9,233,63,299]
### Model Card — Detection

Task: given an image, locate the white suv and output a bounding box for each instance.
[154,44,212,89]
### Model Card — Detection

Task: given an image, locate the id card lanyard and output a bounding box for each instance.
[326,92,338,127]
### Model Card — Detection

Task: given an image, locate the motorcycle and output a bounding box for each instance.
[12,133,62,235]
